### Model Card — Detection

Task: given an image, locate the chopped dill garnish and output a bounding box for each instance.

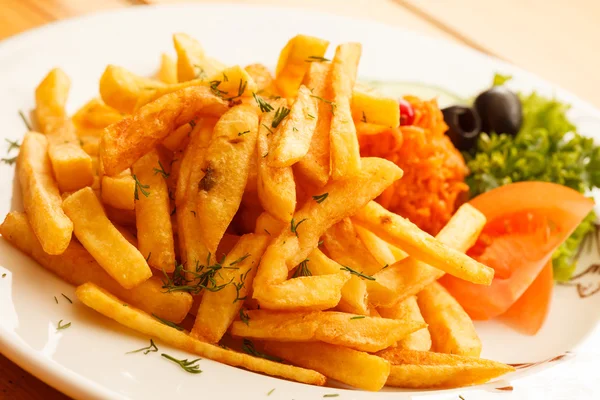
[152,313,184,331]
[242,339,282,362]
[133,175,150,200]
[238,130,250,136]
[5,138,20,152]
[290,218,308,237]
[127,339,158,355]
[19,110,32,130]
[312,193,328,203]
[239,308,250,326]
[253,93,274,112]
[161,353,202,374]
[305,56,330,63]
[61,293,73,304]
[292,259,311,278]
[57,320,71,331]
[340,265,376,281]
[153,161,169,179]
[271,107,290,128]
[350,316,366,320]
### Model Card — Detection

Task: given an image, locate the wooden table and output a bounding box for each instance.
[0,0,599,398]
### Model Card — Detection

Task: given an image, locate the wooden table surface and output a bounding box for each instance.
[1,0,599,398]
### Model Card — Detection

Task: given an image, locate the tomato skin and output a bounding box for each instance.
[440,182,594,321]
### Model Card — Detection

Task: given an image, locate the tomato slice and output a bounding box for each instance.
[440,182,593,320]
[500,260,554,335]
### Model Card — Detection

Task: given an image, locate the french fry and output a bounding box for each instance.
[196,105,259,253]
[275,34,329,98]
[72,98,124,130]
[417,282,482,357]
[294,62,332,187]
[35,68,94,192]
[351,89,399,128]
[156,53,178,84]
[1,212,191,322]
[173,33,226,82]
[101,167,135,210]
[329,43,362,179]
[254,211,286,237]
[244,63,278,96]
[230,310,426,353]
[309,248,369,315]
[101,85,228,176]
[378,296,432,351]
[355,121,390,136]
[253,157,402,310]
[76,282,326,386]
[99,65,166,114]
[257,100,296,221]
[323,218,383,276]
[192,233,270,342]
[354,224,407,265]
[264,341,390,391]
[267,85,318,167]
[132,150,176,273]
[104,205,136,227]
[80,135,100,156]
[17,132,73,254]
[377,348,514,388]
[364,203,488,307]
[354,201,493,285]
[161,121,194,152]
[62,187,152,289]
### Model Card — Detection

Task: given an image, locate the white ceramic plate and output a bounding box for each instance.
[1,4,600,399]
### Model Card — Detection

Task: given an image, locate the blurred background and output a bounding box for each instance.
[0,0,599,398]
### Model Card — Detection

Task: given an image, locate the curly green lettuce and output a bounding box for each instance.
[464,88,600,280]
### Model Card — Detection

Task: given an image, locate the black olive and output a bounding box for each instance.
[441,106,482,151]
[474,86,522,135]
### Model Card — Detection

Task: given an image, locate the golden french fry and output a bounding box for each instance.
[173,33,226,82]
[256,100,296,221]
[354,224,407,265]
[267,85,318,167]
[275,34,329,97]
[101,85,228,176]
[36,68,94,192]
[351,89,399,128]
[99,65,166,114]
[244,63,278,96]
[162,121,194,152]
[132,150,176,273]
[76,282,326,386]
[80,135,100,156]
[1,212,191,322]
[378,348,514,388]
[196,105,259,253]
[417,282,482,357]
[355,121,390,136]
[329,43,362,179]
[72,98,124,130]
[354,201,493,285]
[323,218,383,276]
[62,187,152,289]
[157,53,178,84]
[101,169,135,210]
[378,296,431,351]
[231,310,425,353]
[192,233,270,342]
[294,62,332,187]
[253,157,402,310]
[17,132,73,254]
[254,211,286,237]
[309,248,369,315]
[364,203,488,307]
[264,341,389,391]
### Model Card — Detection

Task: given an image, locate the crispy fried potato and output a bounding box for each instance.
[231,310,425,352]
[354,224,407,265]
[104,205,136,227]
[264,341,389,391]
[364,203,487,307]
[254,211,286,237]
[253,157,402,310]
[157,53,178,84]
[99,65,166,114]
[195,105,258,253]
[76,282,325,386]
[309,248,369,315]
[132,150,176,273]
[355,121,392,136]
[72,98,124,130]
[268,85,318,167]
[417,282,481,357]
[192,233,270,342]
[351,89,399,128]
[354,201,493,285]
[161,121,194,152]
[1,212,191,322]
[80,135,100,156]
[294,62,332,187]
[36,68,94,192]
[173,33,226,82]
[323,218,383,276]
[62,187,152,289]
[378,348,514,388]
[329,43,362,179]
[101,168,135,210]
[101,85,228,176]
[245,63,278,96]
[17,132,73,254]
[378,296,431,351]
[257,100,296,221]
[275,34,329,98]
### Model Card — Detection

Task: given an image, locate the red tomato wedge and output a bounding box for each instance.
[440,182,593,321]
[500,260,554,335]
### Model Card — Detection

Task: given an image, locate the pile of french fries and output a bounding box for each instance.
[1,33,515,391]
